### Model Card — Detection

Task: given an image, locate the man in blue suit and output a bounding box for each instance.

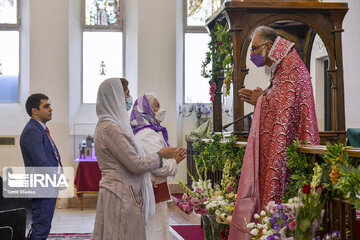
[20,93,61,240]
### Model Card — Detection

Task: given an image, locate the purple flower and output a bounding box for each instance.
[272,224,280,231]
[273,212,280,219]
[277,204,283,210]
[269,217,278,225]
[267,233,281,240]
[331,231,340,238]
[281,212,288,220]
[282,221,289,228]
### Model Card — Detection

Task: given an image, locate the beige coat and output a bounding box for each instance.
[92,121,161,240]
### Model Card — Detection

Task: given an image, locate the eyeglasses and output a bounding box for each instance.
[250,42,270,53]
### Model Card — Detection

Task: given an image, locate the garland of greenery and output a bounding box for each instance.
[201,21,233,96]
[192,133,245,180]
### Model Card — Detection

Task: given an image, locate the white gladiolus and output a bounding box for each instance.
[256,223,264,229]
[250,228,259,236]
[254,213,260,219]
[246,222,255,229]
[260,210,266,217]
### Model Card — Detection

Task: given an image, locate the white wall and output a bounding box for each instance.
[332,0,360,128]
[310,34,328,131]
[0,0,359,190]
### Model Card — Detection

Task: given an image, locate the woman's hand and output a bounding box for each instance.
[158,147,180,159]
[158,147,187,164]
[174,148,187,164]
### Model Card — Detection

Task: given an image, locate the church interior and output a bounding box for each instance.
[0,0,360,239]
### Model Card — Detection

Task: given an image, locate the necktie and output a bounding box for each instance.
[45,127,62,167]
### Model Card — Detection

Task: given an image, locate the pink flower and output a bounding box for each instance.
[209,81,216,102]
[214,184,221,189]
[195,187,203,193]
[202,197,207,202]
[316,184,325,195]
[226,185,234,192]
[265,201,277,214]
[195,207,208,215]
[182,193,190,200]
[288,219,297,230]
[190,197,201,210]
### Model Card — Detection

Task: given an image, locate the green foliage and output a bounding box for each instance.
[284,140,360,210]
[201,21,233,95]
[336,163,360,209]
[192,133,245,179]
[283,140,314,201]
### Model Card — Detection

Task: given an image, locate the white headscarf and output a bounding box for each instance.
[96,78,156,223]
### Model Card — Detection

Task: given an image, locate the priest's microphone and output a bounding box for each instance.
[222,111,254,132]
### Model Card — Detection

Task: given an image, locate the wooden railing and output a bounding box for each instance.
[186,138,360,239]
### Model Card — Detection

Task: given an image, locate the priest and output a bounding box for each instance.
[229,26,320,239]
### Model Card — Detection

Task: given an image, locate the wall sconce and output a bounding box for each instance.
[179,103,213,127]
[178,104,193,117]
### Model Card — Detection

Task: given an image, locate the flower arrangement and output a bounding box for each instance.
[293,163,326,240]
[246,163,327,240]
[178,153,241,240]
[284,140,360,210]
[205,159,238,225]
[191,103,213,118]
[178,156,213,215]
[246,197,301,240]
[322,143,360,209]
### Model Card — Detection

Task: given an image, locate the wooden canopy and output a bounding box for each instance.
[207,1,348,143]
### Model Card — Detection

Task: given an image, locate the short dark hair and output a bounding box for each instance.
[120,78,128,90]
[25,93,49,117]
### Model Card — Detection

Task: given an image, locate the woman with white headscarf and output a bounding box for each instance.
[130,94,185,239]
[92,78,185,240]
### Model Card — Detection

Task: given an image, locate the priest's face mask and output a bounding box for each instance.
[250,34,271,67]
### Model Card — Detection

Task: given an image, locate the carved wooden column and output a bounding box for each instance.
[212,77,224,132]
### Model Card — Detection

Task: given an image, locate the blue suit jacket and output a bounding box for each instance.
[20,118,60,167]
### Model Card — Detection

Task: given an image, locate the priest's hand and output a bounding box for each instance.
[238,87,264,106]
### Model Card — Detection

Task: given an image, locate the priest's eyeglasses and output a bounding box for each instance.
[251,42,270,53]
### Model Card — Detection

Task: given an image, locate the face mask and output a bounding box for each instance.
[155,110,166,123]
[126,97,133,111]
[250,45,268,67]
[250,53,265,67]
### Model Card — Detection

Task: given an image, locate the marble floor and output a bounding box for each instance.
[50,203,201,239]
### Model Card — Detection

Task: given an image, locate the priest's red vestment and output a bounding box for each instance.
[229,37,320,240]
